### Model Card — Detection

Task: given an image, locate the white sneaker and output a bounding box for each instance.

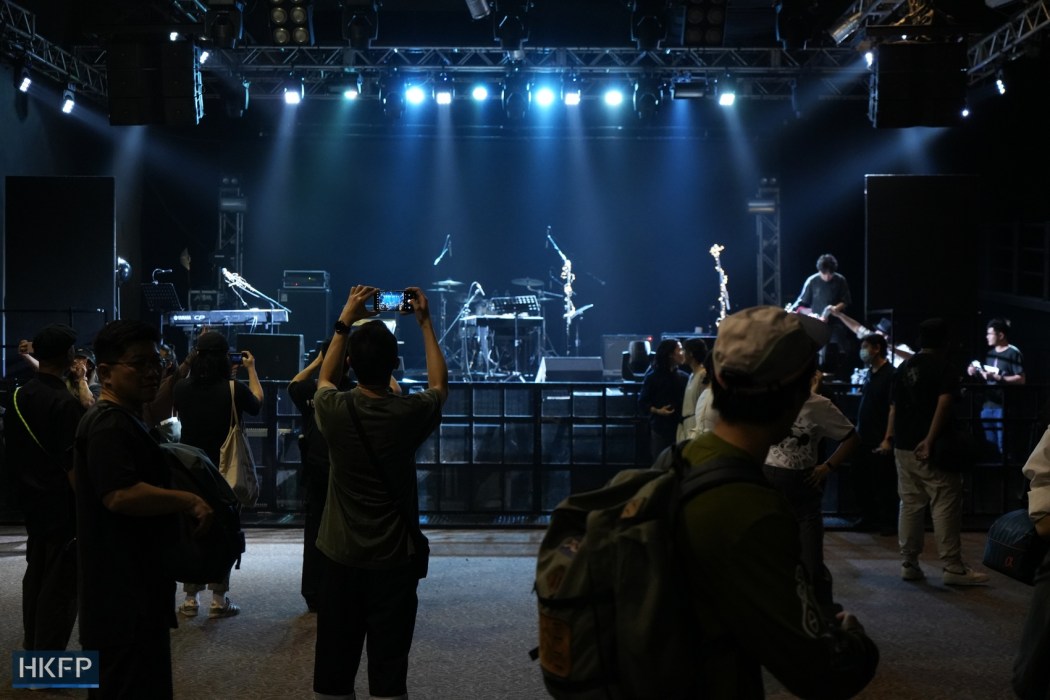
[901,562,925,581]
[942,567,990,586]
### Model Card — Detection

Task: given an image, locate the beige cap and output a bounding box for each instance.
[713,306,830,394]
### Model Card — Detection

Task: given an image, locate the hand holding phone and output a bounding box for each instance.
[373,289,416,313]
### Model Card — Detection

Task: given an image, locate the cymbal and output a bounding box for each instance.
[433,279,463,287]
[512,277,543,288]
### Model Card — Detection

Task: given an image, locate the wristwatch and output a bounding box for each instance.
[333,320,351,335]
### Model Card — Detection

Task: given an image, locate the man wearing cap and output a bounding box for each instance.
[6,323,84,651]
[675,306,879,698]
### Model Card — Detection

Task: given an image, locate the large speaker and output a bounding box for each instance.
[277,287,331,349]
[235,333,303,381]
[870,41,967,128]
[535,356,605,382]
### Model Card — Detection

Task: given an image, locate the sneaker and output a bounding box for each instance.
[178,599,199,617]
[901,562,925,581]
[209,597,240,618]
[942,566,990,586]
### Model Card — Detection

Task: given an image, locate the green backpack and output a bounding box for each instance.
[532,443,766,699]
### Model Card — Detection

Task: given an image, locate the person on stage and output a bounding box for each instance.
[787,253,853,377]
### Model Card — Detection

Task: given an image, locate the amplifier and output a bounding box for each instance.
[282,270,330,289]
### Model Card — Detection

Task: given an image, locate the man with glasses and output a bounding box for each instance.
[75,320,213,699]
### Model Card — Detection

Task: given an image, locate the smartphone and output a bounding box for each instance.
[373,289,415,313]
[228,351,243,364]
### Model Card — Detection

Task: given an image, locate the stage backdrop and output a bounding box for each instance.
[3,176,115,376]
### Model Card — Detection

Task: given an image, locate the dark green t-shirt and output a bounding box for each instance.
[313,385,442,568]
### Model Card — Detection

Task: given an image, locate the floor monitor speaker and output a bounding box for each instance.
[535,356,605,382]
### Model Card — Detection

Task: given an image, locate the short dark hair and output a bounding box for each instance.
[987,318,1010,336]
[683,338,708,365]
[189,346,232,384]
[349,320,399,385]
[712,357,816,425]
[816,254,838,274]
[918,317,949,350]
[93,320,161,365]
[861,333,887,357]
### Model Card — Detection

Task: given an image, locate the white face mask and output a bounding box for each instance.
[859,348,872,364]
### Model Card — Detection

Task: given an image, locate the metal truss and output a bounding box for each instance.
[968,0,1050,83]
[200,44,872,101]
[0,0,108,98]
[750,183,782,307]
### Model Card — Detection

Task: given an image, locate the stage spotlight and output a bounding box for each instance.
[716,75,736,106]
[170,31,180,42]
[271,0,314,46]
[633,77,662,119]
[671,80,706,99]
[631,0,669,50]
[494,4,530,53]
[562,75,581,106]
[283,77,304,105]
[828,11,862,46]
[435,75,453,105]
[61,84,75,114]
[603,87,625,107]
[205,0,245,49]
[465,0,492,19]
[534,85,556,108]
[115,257,132,286]
[471,84,489,101]
[405,84,427,105]
[502,72,530,120]
[381,75,406,119]
[334,72,363,100]
[996,71,1007,96]
[17,65,31,93]
[342,1,379,49]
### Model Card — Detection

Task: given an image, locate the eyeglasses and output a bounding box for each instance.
[108,358,164,373]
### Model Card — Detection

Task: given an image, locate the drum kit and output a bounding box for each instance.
[430,276,564,380]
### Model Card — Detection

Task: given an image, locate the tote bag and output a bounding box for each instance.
[219,381,259,507]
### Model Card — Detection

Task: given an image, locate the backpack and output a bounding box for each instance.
[158,441,246,583]
[532,442,767,700]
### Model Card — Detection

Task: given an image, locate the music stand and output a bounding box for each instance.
[141,283,183,333]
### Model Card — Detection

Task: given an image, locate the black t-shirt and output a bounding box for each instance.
[6,373,84,533]
[288,377,353,493]
[173,378,261,466]
[856,361,893,447]
[891,353,958,451]
[75,401,178,648]
[639,367,690,437]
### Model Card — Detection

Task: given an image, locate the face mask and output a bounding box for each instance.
[859,348,872,364]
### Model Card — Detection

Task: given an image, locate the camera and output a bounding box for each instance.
[373,289,415,313]
[228,351,243,364]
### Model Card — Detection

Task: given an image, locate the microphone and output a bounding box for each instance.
[155,269,173,274]
[447,234,452,258]
[475,282,485,296]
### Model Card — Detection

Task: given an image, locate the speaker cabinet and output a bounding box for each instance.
[235,333,304,381]
[535,356,605,382]
[277,287,331,350]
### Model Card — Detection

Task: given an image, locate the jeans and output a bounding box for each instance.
[980,404,1004,454]
[895,448,965,568]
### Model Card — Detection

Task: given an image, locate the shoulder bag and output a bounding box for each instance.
[219,381,260,507]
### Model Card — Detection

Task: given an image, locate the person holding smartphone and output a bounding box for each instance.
[172,331,264,618]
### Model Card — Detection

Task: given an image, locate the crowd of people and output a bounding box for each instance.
[4,262,1048,698]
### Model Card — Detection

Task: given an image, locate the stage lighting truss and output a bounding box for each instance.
[501,71,530,120]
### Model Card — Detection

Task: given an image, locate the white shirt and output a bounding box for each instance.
[765,393,855,470]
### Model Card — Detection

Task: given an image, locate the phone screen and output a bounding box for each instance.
[375,290,407,312]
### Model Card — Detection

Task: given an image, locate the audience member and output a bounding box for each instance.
[676,305,879,697]
[638,338,689,461]
[288,340,401,613]
[689,353,719,437]
[967,317,1025,456]
[312,285,447,700]
[676,338,708,442]
[879,318,989,585]
[75,320,212,699]
[764,369,859,615]
[6,323,83,650]
[1014,427,1050,699]
[851,333,898,535]
[173,331,263,619]
[69,347,100,409]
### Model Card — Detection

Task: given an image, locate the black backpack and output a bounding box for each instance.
[532,442,768,699]
[158,441,246,583]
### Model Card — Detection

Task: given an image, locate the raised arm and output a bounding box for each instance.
[320,285,378,391]
[408,286,448,403]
